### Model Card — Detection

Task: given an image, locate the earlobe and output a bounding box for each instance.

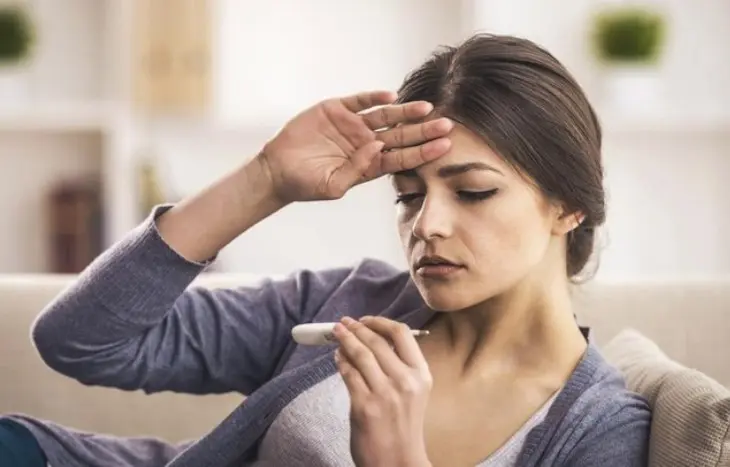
[553,208,585,236]
[570,212,586,231]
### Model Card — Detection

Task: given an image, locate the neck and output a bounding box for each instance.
[432,270,587,382]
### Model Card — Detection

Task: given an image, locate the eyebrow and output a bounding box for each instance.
[394,162,503,178]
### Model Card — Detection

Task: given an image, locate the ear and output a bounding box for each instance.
[552,206,585,236]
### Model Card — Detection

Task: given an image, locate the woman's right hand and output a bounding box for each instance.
[259,90,453,204]
[155,91,452,263]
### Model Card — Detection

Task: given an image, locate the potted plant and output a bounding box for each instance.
[0,3,35,104]
[591,6,666,113]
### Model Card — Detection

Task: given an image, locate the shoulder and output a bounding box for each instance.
[300,257,423,321]
[289,257,410,290]
[550,345,652,466]
[570,345,650,411]
[247,257,410,300]
[347,257,408,279]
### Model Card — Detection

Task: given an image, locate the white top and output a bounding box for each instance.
[249,373,557,466]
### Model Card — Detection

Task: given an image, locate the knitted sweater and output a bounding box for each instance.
[3,206,651,466]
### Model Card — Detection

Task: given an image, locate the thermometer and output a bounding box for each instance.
[291,322,430,346]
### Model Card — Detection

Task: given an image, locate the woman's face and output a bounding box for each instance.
[392,124,570,312]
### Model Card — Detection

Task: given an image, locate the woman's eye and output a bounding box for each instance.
[458,189,499,202]
[394,193,423,205]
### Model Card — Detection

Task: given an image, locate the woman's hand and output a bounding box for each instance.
[333,316,433,467]
[259,90,453,204]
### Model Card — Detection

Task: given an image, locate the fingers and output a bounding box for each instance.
[377,117,453,150]
[332,321,390,392]
[329,139,385,196]
[341,90,398,113]
[333,316,433,405]
[334,348,370,397]
[339,317,410,379]
[375,138,452,176]
[360,316,429,371]
[360,101,434,130]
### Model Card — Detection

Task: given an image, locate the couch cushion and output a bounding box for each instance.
[603,329,730,467]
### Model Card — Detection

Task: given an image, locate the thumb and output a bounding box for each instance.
[330,140,385,196]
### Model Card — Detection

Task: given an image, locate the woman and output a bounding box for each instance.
[1,34,650,466]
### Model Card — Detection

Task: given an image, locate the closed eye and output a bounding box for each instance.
[458,189,499,202]
[395,189,498,205]
[394,193,423,205]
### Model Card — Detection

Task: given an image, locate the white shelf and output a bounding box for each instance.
[0,102,114,133]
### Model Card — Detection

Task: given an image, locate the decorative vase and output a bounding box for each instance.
[601,63,663,115]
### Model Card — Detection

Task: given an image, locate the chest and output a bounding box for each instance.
[419,345,562,466]
[422,387,553,466]
[251,371,553,467]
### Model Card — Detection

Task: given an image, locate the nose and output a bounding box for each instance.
[411,195,453,241]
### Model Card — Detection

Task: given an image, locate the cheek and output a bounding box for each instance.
[468,196,552,272]
[396,211,414,246]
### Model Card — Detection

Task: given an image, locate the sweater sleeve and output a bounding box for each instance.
[31,205,353,396]
[564,394,652,467]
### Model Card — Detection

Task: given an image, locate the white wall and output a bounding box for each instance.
[213,0,464,126]
[1,0,728,281]
[447,0,730,281]
[600,131,730,279]
[144,0,465,274]
[194,0,729,279]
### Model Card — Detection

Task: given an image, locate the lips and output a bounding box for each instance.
[414,255,461,270]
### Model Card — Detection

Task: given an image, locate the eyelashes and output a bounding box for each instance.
[458,189,499,202]
[394,189,499,205]
[394,193,422,205]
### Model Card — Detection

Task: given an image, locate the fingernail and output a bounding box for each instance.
[374,140,385,151]
[333,323,347,335]
[341,316,356,325]
[360,315,373,322]
[439,117,454,128]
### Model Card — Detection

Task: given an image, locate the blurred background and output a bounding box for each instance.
[0,0,727,280]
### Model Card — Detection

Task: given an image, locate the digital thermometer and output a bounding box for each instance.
[291,322,429,346]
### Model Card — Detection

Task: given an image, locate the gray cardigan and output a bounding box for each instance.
[4,206,651,466]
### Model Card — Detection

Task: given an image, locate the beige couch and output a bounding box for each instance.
[1,274,729,463]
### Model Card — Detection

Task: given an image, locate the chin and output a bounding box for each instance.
[412,274,492,312]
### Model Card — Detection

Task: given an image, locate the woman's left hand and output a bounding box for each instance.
[333,316,433,467]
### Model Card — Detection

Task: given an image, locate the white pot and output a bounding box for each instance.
[601,64,663,114]
[0,64,31,106]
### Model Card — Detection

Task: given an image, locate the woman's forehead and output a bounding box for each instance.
[400,124,509,178]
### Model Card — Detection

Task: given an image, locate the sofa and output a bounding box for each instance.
[1,273,729,465]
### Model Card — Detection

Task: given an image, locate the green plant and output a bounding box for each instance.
[592,7,666,64]
[0,5,34,65]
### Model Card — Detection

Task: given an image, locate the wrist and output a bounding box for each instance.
[229,153,289,226]
[405,456,431,467]
[397,449,431,467]
[250,145,289,207]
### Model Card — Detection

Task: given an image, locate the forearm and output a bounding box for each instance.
[31,155,290,393]
[156,154,287,263]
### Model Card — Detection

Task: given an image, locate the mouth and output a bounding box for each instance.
[413,255,464,278]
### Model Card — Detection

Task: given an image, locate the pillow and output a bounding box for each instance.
[602,328,730,467]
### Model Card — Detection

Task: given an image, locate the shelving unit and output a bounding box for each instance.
[0,0,232,272]
[0,0,128,273]
[0,102,114,132]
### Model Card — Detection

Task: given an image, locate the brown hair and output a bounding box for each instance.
[397,33,605,279]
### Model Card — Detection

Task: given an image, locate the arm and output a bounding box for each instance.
[31,91,451,397]
[31,176,353,395]
[564,396,651,466]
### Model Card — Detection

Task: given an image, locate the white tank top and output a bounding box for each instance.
[248,373,557,466]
